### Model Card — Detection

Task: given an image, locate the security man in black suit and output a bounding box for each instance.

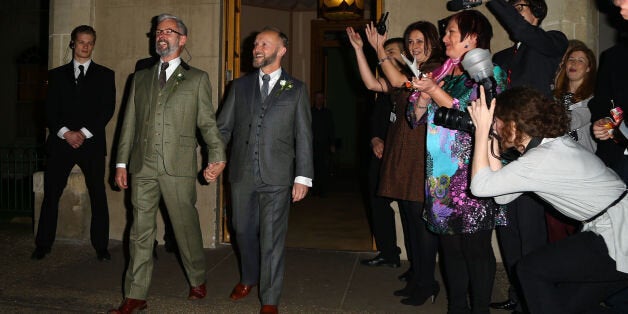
[32,25,115,261]
[486,0,568,312]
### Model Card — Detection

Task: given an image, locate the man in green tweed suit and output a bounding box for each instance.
[110,13,226,314]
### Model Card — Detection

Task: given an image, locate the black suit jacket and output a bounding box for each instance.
[369,93,392,143]
[589,42,628,164]
[45,61,116,157]
[488,0,568,96]
[218,70,313,186]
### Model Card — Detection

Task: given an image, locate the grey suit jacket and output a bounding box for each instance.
[117,62,226,177]
[218,70,313,186]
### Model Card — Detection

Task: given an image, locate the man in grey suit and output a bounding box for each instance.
[218,27,313,314]
[111,14,226,314]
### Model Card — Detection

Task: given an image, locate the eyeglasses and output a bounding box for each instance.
[155,28,183,36]
[513,3,530,12]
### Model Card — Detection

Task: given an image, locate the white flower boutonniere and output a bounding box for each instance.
[173,73,185,91]
[277,79,293,96]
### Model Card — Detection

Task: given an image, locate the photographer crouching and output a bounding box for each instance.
[468,86,628,314]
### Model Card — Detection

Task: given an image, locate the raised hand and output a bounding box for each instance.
[345,26,363,50]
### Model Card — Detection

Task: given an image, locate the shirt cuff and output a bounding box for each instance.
[116,163,127,168]
[294,176,312,187]
[80,127,93,139]
[619,120,628,138]
[57,127,70,139]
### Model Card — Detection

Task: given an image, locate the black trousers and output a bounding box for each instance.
[518,231,628,314]
[398,200,438,288]
[440,230,495,314]
[495,193,547,311]
[36,151,109,252]
[366,155,399,261]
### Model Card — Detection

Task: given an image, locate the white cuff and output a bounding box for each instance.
[80,127,93,139]
[294,176,312,187]
[116,163,127,168]
[57,127,70,139]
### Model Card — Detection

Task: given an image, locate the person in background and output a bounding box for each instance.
[486,0,568,311]
[111,13,226,313]
[542,42,597,243]
[33,25,115,262]
[217,27,313,314]
[410,10,506,313]
[311,91,335,197]
[344,31,405,270]
[469,86,628,314]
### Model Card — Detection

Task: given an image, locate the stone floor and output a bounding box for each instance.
[0,220,510,313]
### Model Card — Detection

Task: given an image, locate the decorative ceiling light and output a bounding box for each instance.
[319,0,364,20]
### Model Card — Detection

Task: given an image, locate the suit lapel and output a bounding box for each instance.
[264,72,290,111]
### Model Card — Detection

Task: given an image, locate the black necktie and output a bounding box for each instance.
[261,74,270,102]
[159,62,169,89]
[77,65,85,85]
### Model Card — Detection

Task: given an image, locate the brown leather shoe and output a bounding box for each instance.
[260,305,278,314]
[108,298,147,314]
[188,283,207,300]
[229,282,255,300]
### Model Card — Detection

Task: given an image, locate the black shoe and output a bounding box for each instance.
[360,255,401,268]
[393,285,414,297]
[31,247,50,260]
[490,299,517,311]
[97,250,111,261]
[398,269,413,282]
[401,282,440,306]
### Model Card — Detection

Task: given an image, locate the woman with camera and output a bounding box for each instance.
[468,86,628,314]
[410,10,506,313]
[347,20,444,306]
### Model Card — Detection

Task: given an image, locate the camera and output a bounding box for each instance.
[446,0,483,11]
[433,48,496,133]
[376,12,389,35]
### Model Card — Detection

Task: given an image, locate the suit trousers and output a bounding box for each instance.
[440,230,495,314]
[230,172,292,305]
[367,155,399,261]
[36,150,109,252]
[495,193,547,311]
[125,154,206,300]
[517,231,628,314]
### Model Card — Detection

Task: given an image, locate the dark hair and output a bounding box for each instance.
[449,10,493,50]
[157,13,188,35]
[508,0,548,24]
[261,26,289,48]
[71,25,96,43]
[553,43,596,103]
[384,37,404,49]
[495,86,569,152]
[402,21,444,71]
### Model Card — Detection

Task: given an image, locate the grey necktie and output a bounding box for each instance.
[159,62,169,89]
[261,74,270,102]
[76,65,85,85]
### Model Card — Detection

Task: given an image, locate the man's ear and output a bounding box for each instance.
[278,46,287,57]
[179,35,188,47]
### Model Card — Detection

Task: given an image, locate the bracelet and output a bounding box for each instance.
[378,56,390,65]
[417,105,428,109]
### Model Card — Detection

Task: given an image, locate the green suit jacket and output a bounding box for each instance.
[117,62,225,177]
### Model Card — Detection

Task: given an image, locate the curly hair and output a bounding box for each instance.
[553,43,596,103]
[495,87,570,152]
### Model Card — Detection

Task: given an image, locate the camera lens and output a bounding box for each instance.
[434,107,475,133]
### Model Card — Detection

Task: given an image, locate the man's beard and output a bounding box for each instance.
[253,51,277,68]
[156,38,179,57]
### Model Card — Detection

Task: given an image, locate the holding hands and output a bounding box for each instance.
[203,161,226,183]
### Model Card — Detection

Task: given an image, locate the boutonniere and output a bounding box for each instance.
[276,79,293,96]
[172,72,185,91]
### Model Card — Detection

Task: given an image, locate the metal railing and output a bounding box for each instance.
[0,145,45,217]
